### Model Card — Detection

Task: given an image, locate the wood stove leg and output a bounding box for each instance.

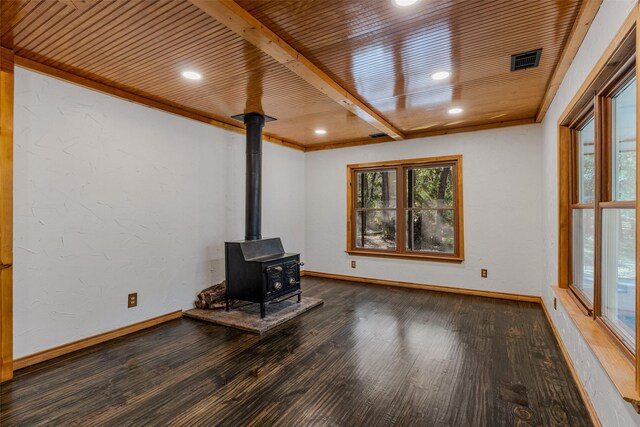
[260,303,266,318]
[225,295,229,312]
[297,293,301,303]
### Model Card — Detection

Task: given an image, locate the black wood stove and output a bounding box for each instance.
[225,238,301,318]
[225,112,303,318]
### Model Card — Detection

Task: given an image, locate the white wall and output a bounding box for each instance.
[540,0,640,425]
[304,124,543,297]
[12,2,640,422]
[12,68,305,358]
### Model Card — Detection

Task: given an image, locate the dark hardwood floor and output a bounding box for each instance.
[0,277,591,426]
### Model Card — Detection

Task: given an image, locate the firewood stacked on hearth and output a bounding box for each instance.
[194,281,236,309]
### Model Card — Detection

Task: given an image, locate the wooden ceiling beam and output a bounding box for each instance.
[535,0,603,122]
[188,0,405,140]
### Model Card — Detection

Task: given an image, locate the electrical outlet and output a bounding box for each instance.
[554,297,557,310]
[481,269,488,278]
[128,292,138,308]
[351,260,356,268]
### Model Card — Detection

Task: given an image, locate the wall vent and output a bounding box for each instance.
[369,132,388,138]
[510,49,542,71]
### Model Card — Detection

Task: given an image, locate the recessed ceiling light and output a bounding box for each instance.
[393,0,419,6]
[315,129,327,135]
[448,107,464,115]
[181,71,202,80]
[431,71,450,80]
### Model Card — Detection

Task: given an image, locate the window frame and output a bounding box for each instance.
[567,56,637,360]
[568,105,597,315]
[597,61,637,358]
[556,14,639,408]
[346,155,464,263]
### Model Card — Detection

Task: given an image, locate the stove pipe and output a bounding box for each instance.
[244,112,265,241]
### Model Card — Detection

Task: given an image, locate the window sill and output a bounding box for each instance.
[346,249,464,263]
[552,286,640,412]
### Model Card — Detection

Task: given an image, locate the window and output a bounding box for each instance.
[567,58,636,355]
[601,75,636,351]
[347,156,463,262]
[571,114,596,306]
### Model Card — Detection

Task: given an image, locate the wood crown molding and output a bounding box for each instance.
[536,0,603,122]
[13,310,182,371]
[305,118,536,152]
[13,56,539,153]
[187,0,404,141]
[558,5,637,126]
[302,271,541,303]
[13,57,306,152]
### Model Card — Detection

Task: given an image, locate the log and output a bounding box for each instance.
[194,281,237,309]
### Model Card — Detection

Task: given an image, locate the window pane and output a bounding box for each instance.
[406,165,454,208]
[356,170,396,208]
[601,208,636,349]
[578,118,595,204]
[406,209,454,254]
[355,210,396,250]
[612,78,636,201]
[572,209,595,303]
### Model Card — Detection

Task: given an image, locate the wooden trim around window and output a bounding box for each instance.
[567,102,597,312]
[553,286,640,412]
[346,249,464,263]
[599,201,637,209]
[559,125,572,289]
[557,5,640,402]
[596,316,636,361]
[594,93,604,319]
[346,155,463,262]
[568,284,594,315]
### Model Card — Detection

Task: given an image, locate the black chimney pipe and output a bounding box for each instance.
[244,112,265,241]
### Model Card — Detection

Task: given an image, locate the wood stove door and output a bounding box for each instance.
[283,260,300,291]
[264,258,300,297]
[265,265,284,297]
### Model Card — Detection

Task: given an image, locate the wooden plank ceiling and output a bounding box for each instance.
[1,0,583,149]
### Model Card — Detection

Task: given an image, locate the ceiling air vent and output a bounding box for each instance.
[369,132,388,138]
[510,49,542,72]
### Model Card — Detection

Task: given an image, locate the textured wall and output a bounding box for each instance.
[12,68,305,358]
[540,0,640,425]
[10,1,640,423]
[304,124,543,297]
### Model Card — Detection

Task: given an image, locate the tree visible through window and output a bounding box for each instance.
[406,166,455,253]
[348,156,463,262]
[355,169,397,250]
